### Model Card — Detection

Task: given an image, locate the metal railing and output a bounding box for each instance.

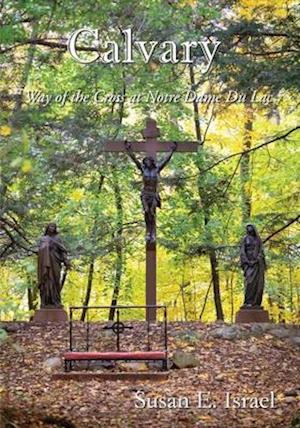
[68,305,168,354]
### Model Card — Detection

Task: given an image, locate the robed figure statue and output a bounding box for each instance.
[240,224,266,308]
[37,223,70,308]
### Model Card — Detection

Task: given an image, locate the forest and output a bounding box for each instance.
[0,0,299,323]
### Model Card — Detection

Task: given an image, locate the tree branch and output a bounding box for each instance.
[0,216,31,244]
[199,125,300,175]
[0,38,99,54]
[241,49,299,56]
[263,214,300,243]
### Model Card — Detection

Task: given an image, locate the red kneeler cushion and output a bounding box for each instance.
[64,351,166,360]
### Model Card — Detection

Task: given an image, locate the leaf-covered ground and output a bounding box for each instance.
[1,321,300,428]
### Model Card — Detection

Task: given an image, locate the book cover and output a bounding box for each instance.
[0,0,299,427]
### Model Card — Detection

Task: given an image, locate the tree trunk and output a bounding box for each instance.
[189,65,201,142]
[203,209,224,321]
[81,259,95,322]
[240,102,253,224]
[268,295,275,322]
[80,174,105,321]
[12,26,37,120]
[27,271,38,314]
[289,264,294,313]
[278,302,286,323]
[199,280,212,320]
[180,282,188,321]
[109,173,124,321]
[278,292,286,323]
[27,285,38,311]
[209,248,224,320]
[229,272,235,323]
[189,64,224,322]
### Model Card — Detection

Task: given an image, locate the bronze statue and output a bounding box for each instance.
[125,141,177,243]
[240,224,266,308]
[37,223,70,308]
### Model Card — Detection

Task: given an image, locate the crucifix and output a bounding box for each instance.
[104,118,197,321]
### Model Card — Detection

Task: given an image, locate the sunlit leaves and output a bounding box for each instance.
[21,159,32,174]
[0,126,12,137]
[70,189,85,202]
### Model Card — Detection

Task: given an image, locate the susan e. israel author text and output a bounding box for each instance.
[133,390,276,409]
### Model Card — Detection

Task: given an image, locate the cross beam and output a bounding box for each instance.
[103,118,198,321]
[103,140,198,153]
[103,119,197,156]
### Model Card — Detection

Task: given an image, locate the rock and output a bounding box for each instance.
[248,344,258,353]
[250,323,274,335]
[92,360,115,369]
[172,330,205,344]
[0,323,26,333]
[250,323,273,335]
[74,360,116,370]
[10,342,25,353]
[211,326,239,340]
[290,336,300,346]
[284,388,300,397]
[128,386,151,393]
[259,323,273,331]
[238,329,251,339]
[284,396,297,403]
[118,362,148,371]
[269,328,290,339]
[288,327,300,337]
[147,359,173,371]
[43,356,62,371]
[250,324,264,335]
[171,351,200,369]
[215,373,225,381]
[102,322,115,337]
[0,328,8,343]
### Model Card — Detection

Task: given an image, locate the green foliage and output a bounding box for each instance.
[0,328,8,343]
[0,0,299,322]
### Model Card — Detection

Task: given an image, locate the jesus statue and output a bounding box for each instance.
[125,140,177,243]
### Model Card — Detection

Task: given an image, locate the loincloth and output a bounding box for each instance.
[141,190,161,208]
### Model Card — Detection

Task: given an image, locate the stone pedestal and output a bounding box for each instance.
[32,307,68,322]
[235,307,270,323]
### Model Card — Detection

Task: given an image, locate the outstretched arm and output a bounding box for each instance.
[158,142,177,172]
[124,141,143,172]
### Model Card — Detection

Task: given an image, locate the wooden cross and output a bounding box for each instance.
[104,118,198,321]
